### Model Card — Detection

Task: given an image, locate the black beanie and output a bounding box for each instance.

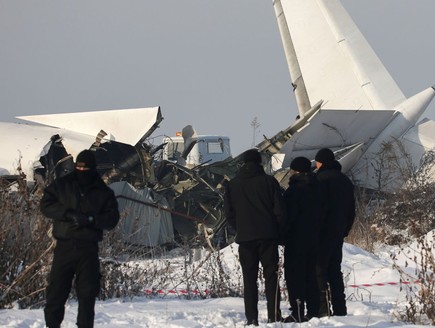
[315,148,335,164]
[76,150,97,169]
[243,149,262,164]
[290,157,311,172]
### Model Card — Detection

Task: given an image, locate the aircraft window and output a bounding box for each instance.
[207,142,224,154]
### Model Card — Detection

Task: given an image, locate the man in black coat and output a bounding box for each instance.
[40,149,120,328]
[224,149,284,326]
[314,148,355,317]
[282,157,322,322]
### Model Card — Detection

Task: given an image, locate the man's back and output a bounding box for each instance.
[223,148,283,324]
[224,160,284,243]
[316,160,355,239]
[283,171,321,245]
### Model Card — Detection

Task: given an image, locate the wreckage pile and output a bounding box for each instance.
[33,133,250,249]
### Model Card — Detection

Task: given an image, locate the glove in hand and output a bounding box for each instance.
[66,211,90,228]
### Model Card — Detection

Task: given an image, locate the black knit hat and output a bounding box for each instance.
[315,148,335,164]
[243,149,262,164]
[76,149,96,170]
[290,157,311,172]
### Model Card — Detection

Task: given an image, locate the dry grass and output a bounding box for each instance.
[0,179,244,309]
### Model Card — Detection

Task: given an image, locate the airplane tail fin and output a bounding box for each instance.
[273,0,406,115]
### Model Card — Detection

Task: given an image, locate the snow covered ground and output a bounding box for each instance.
[1,235,434,328]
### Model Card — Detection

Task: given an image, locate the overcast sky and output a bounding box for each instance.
[1,0,434,155]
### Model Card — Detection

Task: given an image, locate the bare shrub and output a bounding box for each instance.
[0,182,245,308]
[392,232,435,325]
[0,178,53,309]
[372,148,435,244]
[345,187,379,252]
[348,144,435,250]
[353,145,435,324]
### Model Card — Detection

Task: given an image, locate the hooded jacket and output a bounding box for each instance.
[316,160,355,240]
[224,162,284,243]
[40,171,120,242]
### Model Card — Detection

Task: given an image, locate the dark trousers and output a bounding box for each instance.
[238,239,281,323]
[316,238,346,316]
[44,240,101,328]
[284,242,319,320]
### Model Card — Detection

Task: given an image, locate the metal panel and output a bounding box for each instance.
[110,181,174,247]
[279,109,396,167]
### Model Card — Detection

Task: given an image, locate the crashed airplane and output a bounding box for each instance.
[259,0,435,192]
[0,107,162,186]
[0,107,244,247]
[1,0,434,247]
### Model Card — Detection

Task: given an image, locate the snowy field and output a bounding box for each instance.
[1,234,434,328]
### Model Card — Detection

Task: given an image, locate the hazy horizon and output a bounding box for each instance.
[1,0,434,155]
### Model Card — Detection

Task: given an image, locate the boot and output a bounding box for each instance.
[332,303,347,316]
[283,298,306,322]
[331,290,347,316]
[245,319,259,326]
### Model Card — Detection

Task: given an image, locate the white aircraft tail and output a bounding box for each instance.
[269,0,435,191]
[273,0,406,116]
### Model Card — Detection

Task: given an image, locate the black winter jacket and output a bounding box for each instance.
[282,172,322,247]
[316,160,355,240]
[224,162,284,243]
[40,171,120,242]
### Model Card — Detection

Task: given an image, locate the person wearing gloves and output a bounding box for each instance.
[40,149,120,328]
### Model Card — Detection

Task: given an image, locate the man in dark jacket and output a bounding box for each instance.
[314,148,355,317]
[40,149,120,328]
[282,157,322,322]
[224,149,284,326]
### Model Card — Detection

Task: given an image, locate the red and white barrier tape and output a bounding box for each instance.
[144,289,211,296]
[347,280,420,288]
[0,280,423,297]
[143,281,422,296]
